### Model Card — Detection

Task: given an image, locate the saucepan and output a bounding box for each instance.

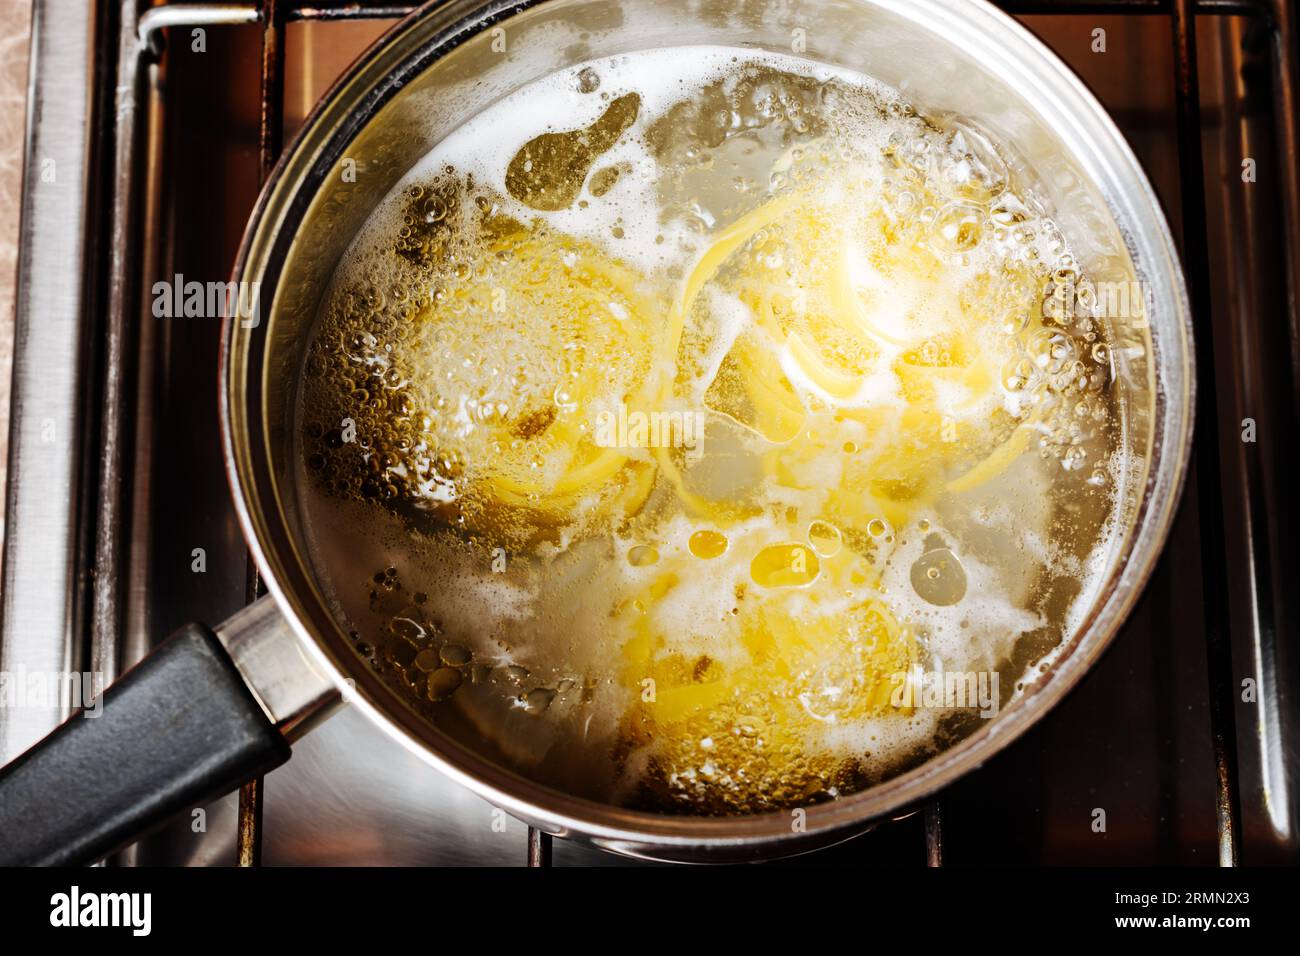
[0,0,1192,865]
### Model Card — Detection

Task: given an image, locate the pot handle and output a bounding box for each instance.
[0,620,292,866]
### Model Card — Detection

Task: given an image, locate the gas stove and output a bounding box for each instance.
[2,0,1297,866]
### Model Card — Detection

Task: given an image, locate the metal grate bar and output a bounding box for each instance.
[235,0,291,870]
[1265,0,1300,424]
[1169,0,1243,868]
[924,799,944,867]
[259,0,287,184]
[289,3,418,20]
[527,827,553,867]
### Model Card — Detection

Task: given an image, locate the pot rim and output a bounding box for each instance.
[222,0,1195,856]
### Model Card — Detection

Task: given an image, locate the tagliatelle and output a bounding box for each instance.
[301,53,1126,819]
[945,422,1036,494]
[450,234,658,518]
[642,193,811,523]
[661,192,803,363]
[828,240,913,349]
[419,142,1047,554]
[642,178,1044,526]
[657,171,1048,530]
[619,550,917,756]
[728,329,807,443]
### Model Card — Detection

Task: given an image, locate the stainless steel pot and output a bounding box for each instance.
[0,0,1193,865]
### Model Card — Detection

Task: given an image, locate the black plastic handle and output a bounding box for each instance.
[0,623,291,866]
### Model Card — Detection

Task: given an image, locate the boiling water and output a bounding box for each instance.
[297,47,1124,813]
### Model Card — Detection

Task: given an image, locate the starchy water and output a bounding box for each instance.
[296,47,1124,813]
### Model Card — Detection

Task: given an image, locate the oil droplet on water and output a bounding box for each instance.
[440,644,472,666]
[751,543,820,588]
[505,92,641,211]
[589,165,622,197]
[628,544,659,566]
[428,667,463,701]
[910,547,968,606]
[807,520,843,557]
[688,529,728,559]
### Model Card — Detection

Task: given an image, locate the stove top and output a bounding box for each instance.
[2,0,1297,866]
